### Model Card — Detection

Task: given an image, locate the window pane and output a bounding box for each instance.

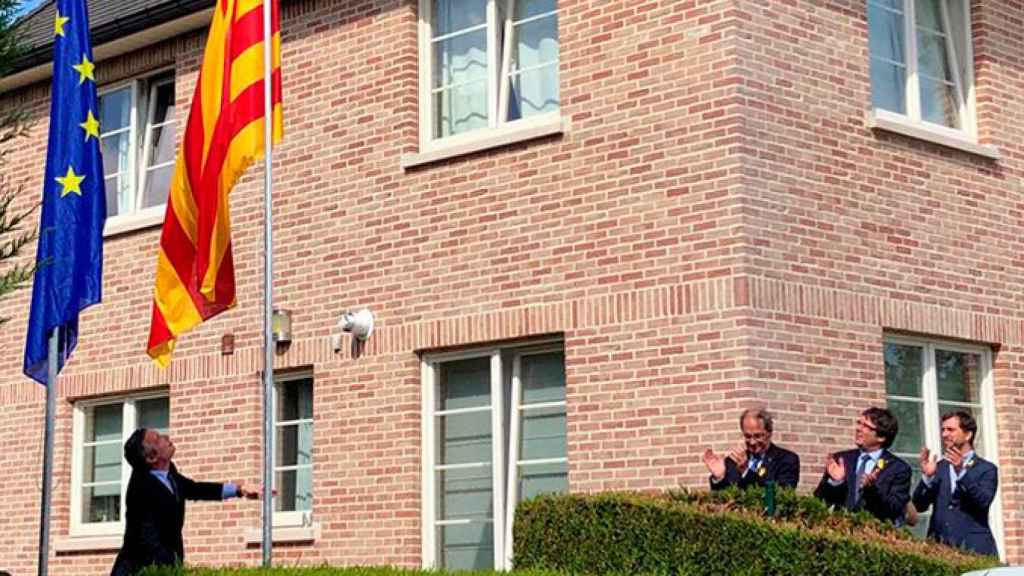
[433,0,487,37]
[87,404,122,443]
[439,358,491,410]
[519,460,568,501]
[870,59,906,113]
[99,88,131,132]
[903,458,931,540]
[917,29,952,82]
[104,175,126,218]
[278,422,313,467]
[884,343,922,397]
[276,467,313,512]
[915,0,943,31]
[433,30,488,89]
[935,349,982,403]
[516,0,556,20]
[279,378,314,422]
[440,522,493,571]
[151,82,175,126]
[440,411,492,465]
[938,404,985,455]
[868,4,905,64]
[137,397,169,432]
[435,81,489,137]
[84,444,121,484]
[440,467,493,520]
[887,399,924,455]
[520,405,567,460]
[919,76,959,128]
[521,351,566,404]
[142,165,173,210]
[83,485,120,523]
[101,132,133,216]
[511,14,559,71]
[148,124,176,168]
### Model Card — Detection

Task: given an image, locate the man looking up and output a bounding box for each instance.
[110,428,263,575]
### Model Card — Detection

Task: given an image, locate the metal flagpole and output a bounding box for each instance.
[261,0,276,566]
[38,331,58,576]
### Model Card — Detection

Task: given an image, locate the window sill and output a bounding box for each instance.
[401,115,566,169]
[243,523,320,544]
[54,535,122,553]
[865,110,1000,160]
[104,205,165,237]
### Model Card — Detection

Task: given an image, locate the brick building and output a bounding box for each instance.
[0,0,1021,574]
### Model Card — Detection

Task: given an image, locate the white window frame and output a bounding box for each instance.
[99,69,175,236]
[865,0,999,158]
[69,391,169,538]
[884,335,1004,559]
[272,371,315,528]
[411,0,563,165]
[421,341,566,571]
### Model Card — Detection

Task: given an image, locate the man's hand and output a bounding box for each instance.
[861,468,881,489]
[702,448,727,481]
[825,453,846,482]
[235,483,275,500]
[727,446,748,472]
[946,445,965,471]
[919,447,938,477]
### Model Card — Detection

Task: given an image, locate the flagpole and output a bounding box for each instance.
[261,0,275,567]
[37,331,58,576]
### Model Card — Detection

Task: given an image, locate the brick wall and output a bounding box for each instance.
[0,0,1021,573]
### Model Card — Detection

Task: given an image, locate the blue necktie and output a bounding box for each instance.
[854,454,872,505]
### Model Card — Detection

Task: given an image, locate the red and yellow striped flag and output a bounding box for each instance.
[147,0,283,367]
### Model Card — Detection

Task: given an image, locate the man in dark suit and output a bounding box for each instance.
[703,408,800,490]
[913,410,999,556]
[110,428,261,576]
[814,406,911,524]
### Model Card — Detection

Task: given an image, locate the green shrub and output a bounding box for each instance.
[513,490,1002,576]
[138,565,566,576]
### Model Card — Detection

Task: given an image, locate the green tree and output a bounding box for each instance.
[0,0,38,326]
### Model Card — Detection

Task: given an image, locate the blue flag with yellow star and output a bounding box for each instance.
[24,0,106,385]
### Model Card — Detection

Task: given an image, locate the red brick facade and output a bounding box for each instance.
[0,0,1022,573]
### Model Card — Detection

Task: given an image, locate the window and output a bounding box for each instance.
[884,336,1003,553]
[418,0,559,148]
[98,72,175,231]
[868,0,975,136]
[422,344,567,571]
[70,393,169,536]
[274,373,314,526]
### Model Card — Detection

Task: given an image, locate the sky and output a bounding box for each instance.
[14,0,45,19]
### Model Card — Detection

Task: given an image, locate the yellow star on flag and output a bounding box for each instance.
[72,55,95,85]
[56,165,86,197]
[80,110,100,141]
[55,9,69,37]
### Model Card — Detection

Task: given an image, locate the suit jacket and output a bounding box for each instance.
[813,448,911,524]
[710,443,800,491]
[110,463,224,576]
[912,457,998,556]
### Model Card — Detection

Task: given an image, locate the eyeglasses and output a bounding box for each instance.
[856,419,878,432]
[743,432,768,440]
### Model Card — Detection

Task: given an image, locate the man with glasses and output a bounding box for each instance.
[703,407,800,490]
[912,410,998,556]
[814,406,912,524]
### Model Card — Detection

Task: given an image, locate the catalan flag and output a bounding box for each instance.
[147,0,283,366]
[23,0,107,385]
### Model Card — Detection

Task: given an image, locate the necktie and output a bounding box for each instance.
[855,454,872,505]
[748,456,762,476]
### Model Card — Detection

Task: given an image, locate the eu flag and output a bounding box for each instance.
[23,0,106,385]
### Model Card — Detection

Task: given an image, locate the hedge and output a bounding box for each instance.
[139,567,565,576]
[512,489,1002,576]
